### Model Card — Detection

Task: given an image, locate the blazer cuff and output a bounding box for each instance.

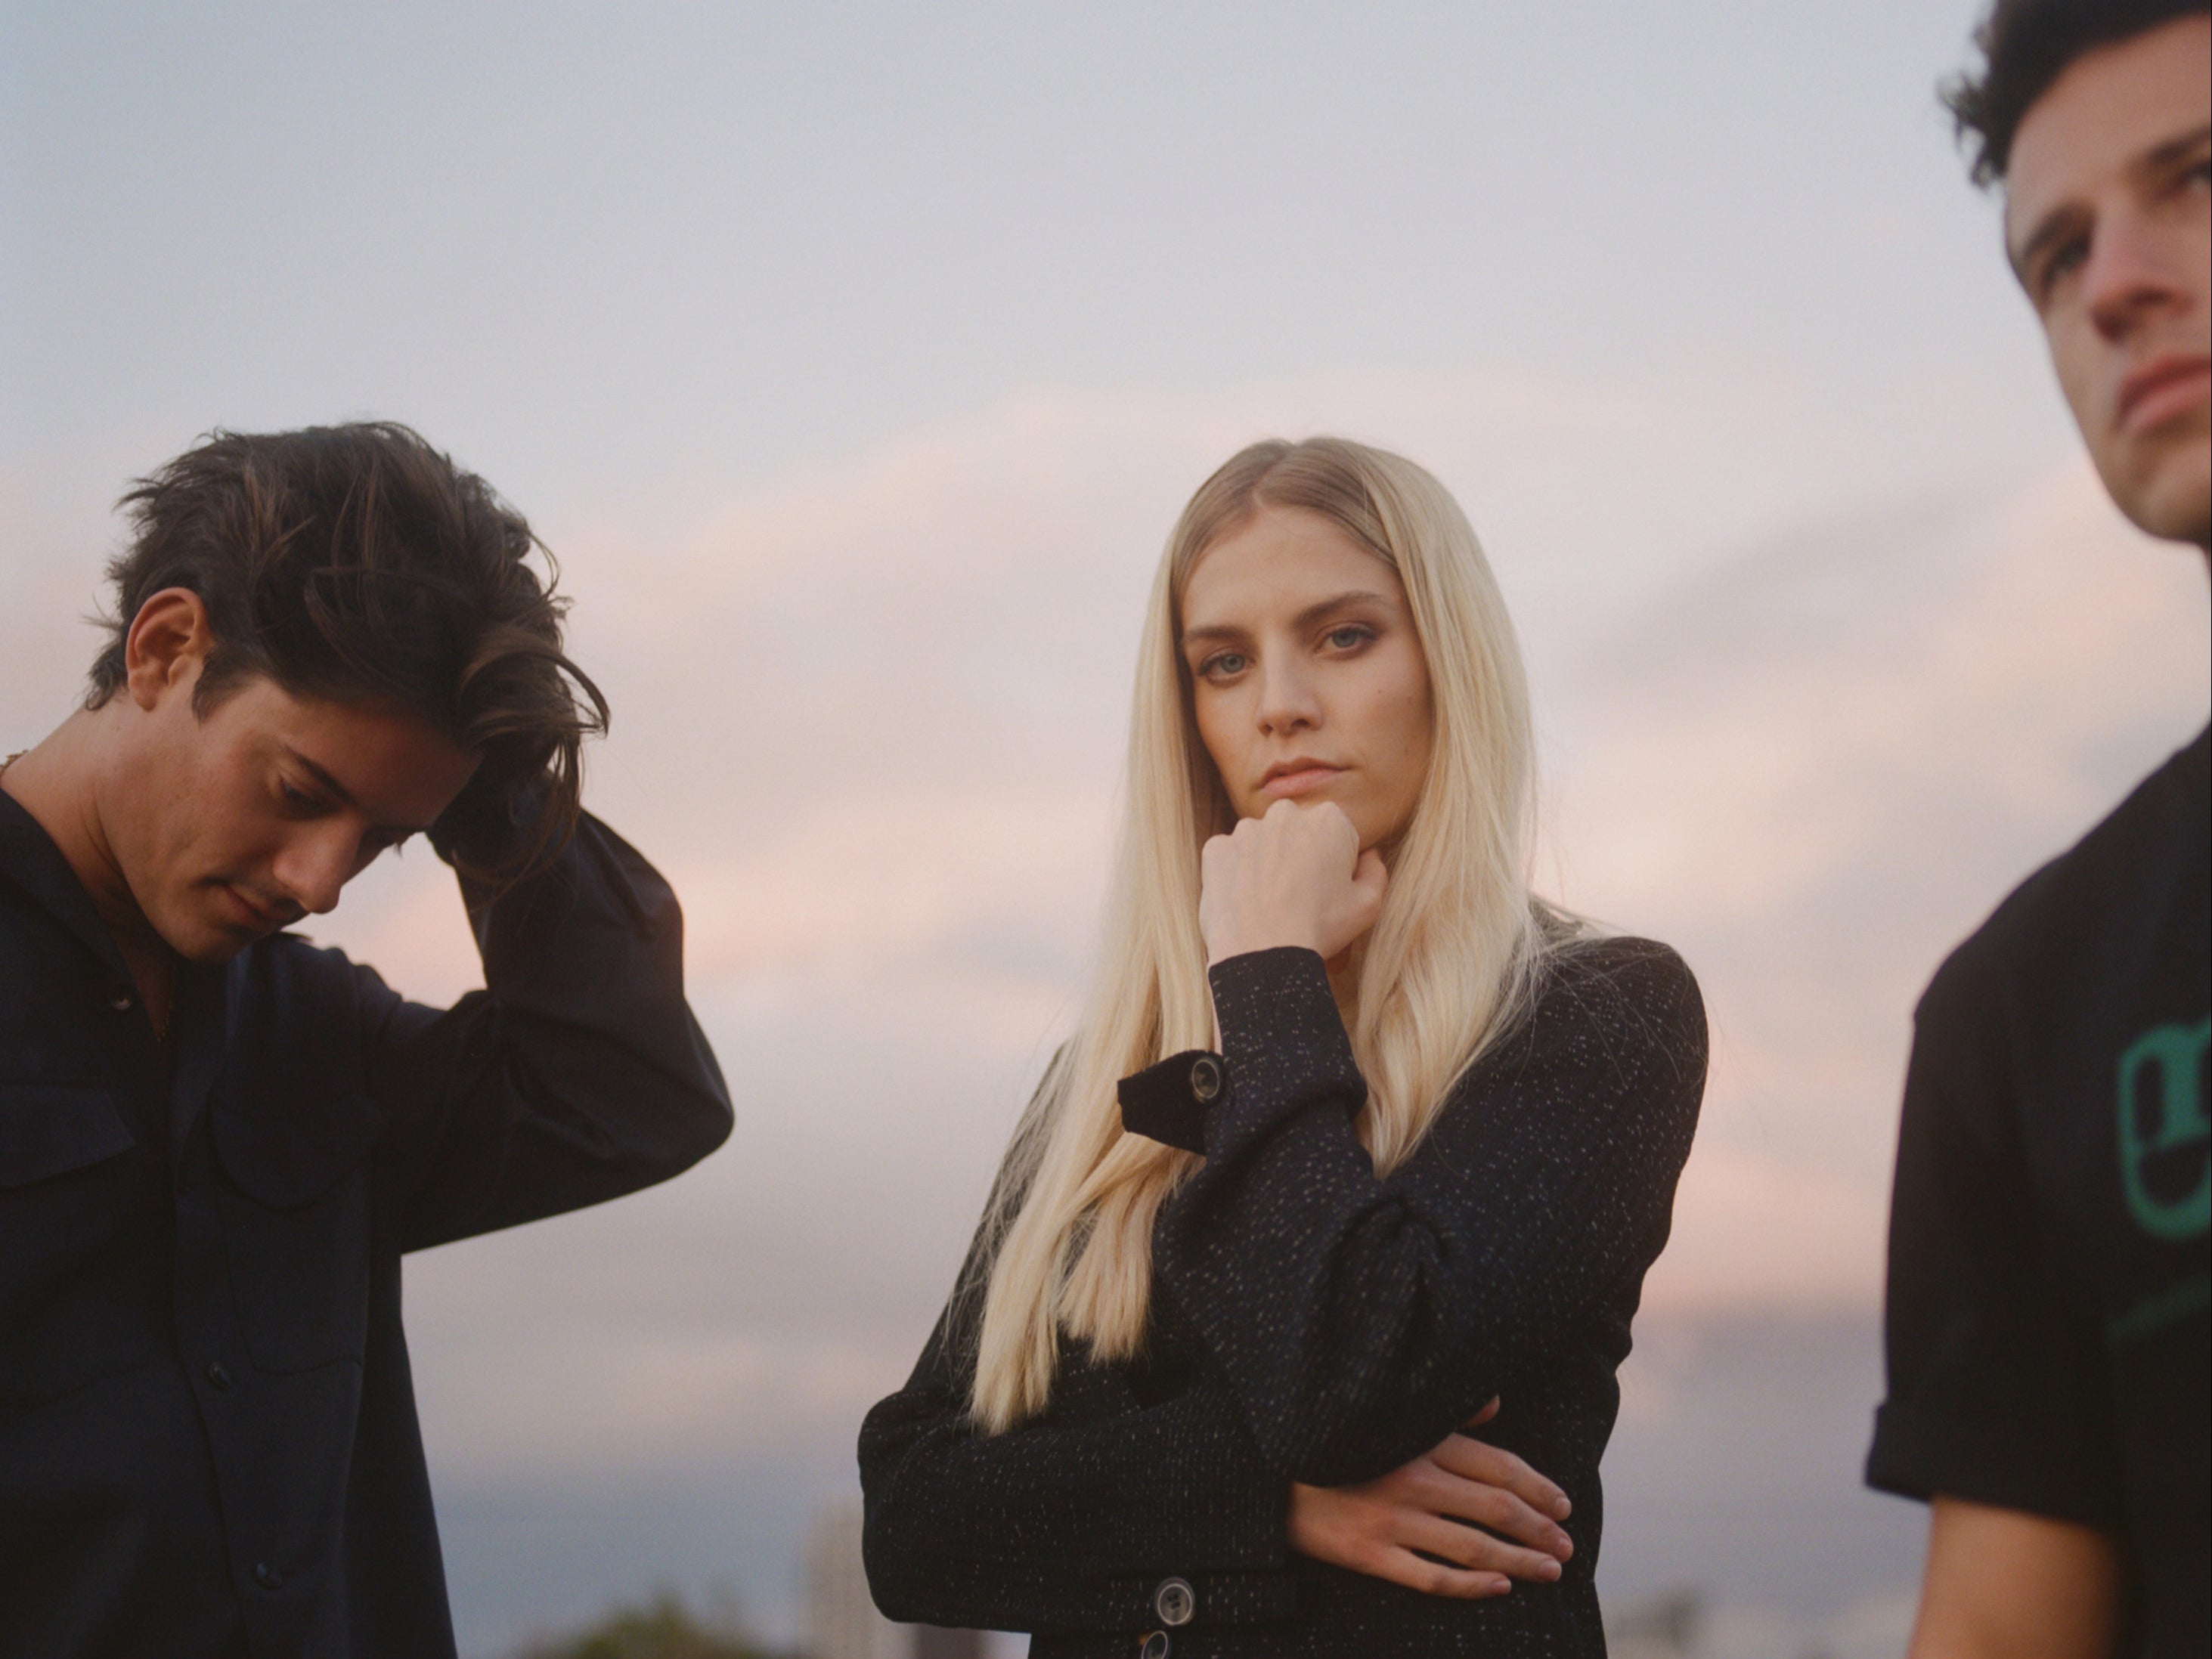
[1118,1051,1225,1153]
[1204,948,1365,1156]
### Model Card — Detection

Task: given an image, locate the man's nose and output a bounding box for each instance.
[2083,206,2189,341]
[272,825,355,917]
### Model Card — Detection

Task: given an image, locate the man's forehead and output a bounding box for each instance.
[2005,17,2212,242]
[230,678,480,824]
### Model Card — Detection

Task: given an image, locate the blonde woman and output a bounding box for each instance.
[860,438,1707,1657]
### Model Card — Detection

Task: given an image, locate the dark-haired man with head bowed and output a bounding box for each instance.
[1866,5,2209,1657]
[0,425,731,1657]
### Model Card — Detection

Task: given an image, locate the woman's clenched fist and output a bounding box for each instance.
[1199,799,1388,967]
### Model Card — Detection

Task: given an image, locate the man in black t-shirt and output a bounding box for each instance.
[1866,5,2210,1657]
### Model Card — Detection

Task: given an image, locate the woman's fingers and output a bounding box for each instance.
[1396,1509,1566,1584]
[1198,799,1384,964]
[1324,844,1389,961]
[1432,1432,1573,1524]
[1408,1457,1574,1560]
[1461,1396,1501,1430]
[1287,1460,1569,1603]
[1355,1544,1513,1601]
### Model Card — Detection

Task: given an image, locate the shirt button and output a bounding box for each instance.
[1139,1634,1171,1659]
[205,1361,233,1391]
[1152,1577,1195,1626]
[253,1562,284,1589]
[1188,1055,1222,1104]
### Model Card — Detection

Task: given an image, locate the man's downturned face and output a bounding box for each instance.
[2006,16,2212,547]
[110,604,480,962]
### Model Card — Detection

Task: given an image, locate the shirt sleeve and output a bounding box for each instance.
[1158,938,1708,1488]
[356,811,734,1252]
[858,1206,1295,1634]
[1865,952,2127,1527]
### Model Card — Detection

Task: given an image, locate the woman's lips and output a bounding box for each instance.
[1260,764,1345,799]
[2118,356,2210,435]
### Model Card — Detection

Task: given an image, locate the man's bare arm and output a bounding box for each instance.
[1909,1496,2123,1659]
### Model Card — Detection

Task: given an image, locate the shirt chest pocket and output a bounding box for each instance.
[0,1079,163,1405]
[210,1092,388,1375]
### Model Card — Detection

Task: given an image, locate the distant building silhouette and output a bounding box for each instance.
[807,1499,987,1659]
[911,1628,984,1659]
[807,1503,903,1659]
[1605,1588,1705,1659]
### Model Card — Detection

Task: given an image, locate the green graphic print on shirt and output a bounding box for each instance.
[2114,1014,2211,1343]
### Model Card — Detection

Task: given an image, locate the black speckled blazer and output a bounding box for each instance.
[860,936,1707,1659]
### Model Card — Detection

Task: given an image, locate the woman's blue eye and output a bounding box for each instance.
[1207,653,1247,677]
[1326,626,1371,649]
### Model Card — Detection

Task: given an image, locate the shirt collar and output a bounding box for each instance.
[0,787,133,986]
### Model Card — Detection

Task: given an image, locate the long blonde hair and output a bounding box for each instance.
[969,436,1559,1432]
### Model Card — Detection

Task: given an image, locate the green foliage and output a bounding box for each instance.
[510,1586,789,1659]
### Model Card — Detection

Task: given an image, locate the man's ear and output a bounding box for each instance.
[122,588,217,713]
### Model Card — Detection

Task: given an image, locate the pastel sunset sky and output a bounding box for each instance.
[4,4,2205,1651]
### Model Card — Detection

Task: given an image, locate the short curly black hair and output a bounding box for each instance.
[1944,0,2210,187]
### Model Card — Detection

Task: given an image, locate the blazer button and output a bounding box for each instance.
[204,1361,233,1391]
[1188,1055,1222,1104]
[1153,1576,1196,1627]
[108,990,135,1013]
[1139,1633,1171,1659]
[253,1562,284,1589]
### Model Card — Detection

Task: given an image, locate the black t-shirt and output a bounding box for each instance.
[1868,726,2210,1657]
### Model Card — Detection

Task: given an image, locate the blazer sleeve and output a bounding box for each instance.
[1157,937,1707,1487]
[859,1179,1296,1633]
[356,811,734,1252]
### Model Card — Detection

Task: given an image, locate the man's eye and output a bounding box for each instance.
[2041,236,2090,296]
[280,781,321,810]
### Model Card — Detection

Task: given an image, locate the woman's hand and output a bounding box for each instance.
[1200,799,1388,967]
[1287,1401,1575,1599]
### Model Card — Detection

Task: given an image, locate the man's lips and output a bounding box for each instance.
[1259,761,1346,798]
[218,884,292,933]
[2117,354,2211,434]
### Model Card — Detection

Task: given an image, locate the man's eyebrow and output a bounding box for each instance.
[2012,120,2212,278]
[2136,119,2212,180]
[283,746,435,834]
[1181,590,1396,648]
[2010,198,2085,281]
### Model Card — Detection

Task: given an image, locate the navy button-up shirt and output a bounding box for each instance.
[0,793,731,1657]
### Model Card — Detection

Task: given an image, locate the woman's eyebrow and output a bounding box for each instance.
[1179,620,1247,648]
[1182,590,1396,648]
[1291,590,1395,630]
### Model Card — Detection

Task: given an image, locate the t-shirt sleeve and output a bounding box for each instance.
[1865,949,2127,1529]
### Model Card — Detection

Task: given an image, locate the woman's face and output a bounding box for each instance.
[1179,505,1435,850]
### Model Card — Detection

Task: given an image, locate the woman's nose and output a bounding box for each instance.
[1255,660,1321,734]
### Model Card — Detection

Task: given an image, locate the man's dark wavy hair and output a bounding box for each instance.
[88,422,608,881]
[1944,0,2210,187]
